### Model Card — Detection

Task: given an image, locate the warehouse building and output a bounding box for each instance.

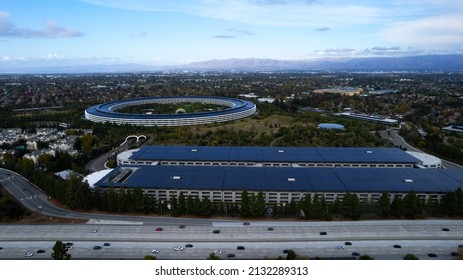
[91,146,463,205]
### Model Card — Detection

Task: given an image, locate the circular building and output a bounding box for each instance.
[85,96,256,126]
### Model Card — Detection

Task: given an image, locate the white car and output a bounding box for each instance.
[173,246,184,251]
[336,246,344,250]
[151,249,160,254]
[25,252,34,257]
[213,250,222,255]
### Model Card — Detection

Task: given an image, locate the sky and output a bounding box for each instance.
[1,0,463,68]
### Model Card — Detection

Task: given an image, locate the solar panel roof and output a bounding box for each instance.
[95,165,462,193]
[128,146,421,164]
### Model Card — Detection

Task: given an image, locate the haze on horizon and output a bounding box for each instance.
[1,0,463,69]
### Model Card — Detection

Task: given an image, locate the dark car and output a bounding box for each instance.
[450,252,460,257]
[319,231,327,235]
[344,242,352,246]
[213,230,220,234]
[283,249,289,254]
[93,246,102,250]
[243,222,250,226]
[237,246,245,250]
[226,253,235,258]
[267,227,274,231]
[155,227,163,232]
[179,225,186,229]
[441,228,450,232]
[36,249,46,254]
[428,253,437,258]
[65,242,73,247]
[0,247,3,250]
[352,252,360,257]
[185,244,193,248]
[103,242,110,247]
[393,245,402,249]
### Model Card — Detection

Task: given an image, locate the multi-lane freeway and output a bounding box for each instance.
[1,168,462,260]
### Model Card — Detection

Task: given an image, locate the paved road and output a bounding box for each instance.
[380,129,463,169]
[0,168,213,226]
[0,222,462,260]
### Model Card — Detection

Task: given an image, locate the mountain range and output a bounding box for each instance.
[1,55,463,74]
[184,55,463,72]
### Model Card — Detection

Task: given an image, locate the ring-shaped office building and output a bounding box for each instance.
[85,96,257,126]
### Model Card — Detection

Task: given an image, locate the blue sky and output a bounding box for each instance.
[1,0,463,67]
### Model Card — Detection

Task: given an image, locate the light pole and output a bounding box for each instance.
[160,200,165,216]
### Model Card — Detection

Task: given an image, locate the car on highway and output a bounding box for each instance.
[393,245,402,249]
[91,229,98,233]
[213,230,220,234]
[65,242,73,250]
[319,231,327,235]
[103,242,110,247]
[152,249,160,254]
[441,228,450,231]
[283,249,289,254]
[344,242,352,246]
[25,252,34,257]
[336,246,344,250]
[428,253,437,258]
[185,244,193,248]
[155,227,163,232]
[267,227,274,231]
[173,246,184,251]
[450,252,460,257]
[226,253,235,258]
[352,252,360,257]
[37,249,45,254]
[243,222,250,226]
[93,246,102,250]
[179,225,186,229]
[237,246,245,250]
[214,250,222,255]
[0,247,3,250]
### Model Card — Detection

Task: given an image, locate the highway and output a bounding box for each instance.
[1,168,462,260]
[0,221,462,260]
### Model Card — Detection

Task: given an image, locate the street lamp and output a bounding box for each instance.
[160,200,165,216]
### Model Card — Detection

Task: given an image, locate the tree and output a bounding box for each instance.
[286,249,298,260]
[377,191,391,218]
[358,255,374,260]
[51,241,71,260]
[402,190,423,219]
[240,190,251,218]
[207,253,221,260]
[143,255,157,260]
[391,195,404,218]
[341,192,361,220]
[403,254,419,260]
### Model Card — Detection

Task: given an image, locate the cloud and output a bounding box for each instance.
[314,46,426,57]
[381,13,463,47]
[0,11,84,38]
[315,27,330,32]
[213,28,254,39]
[81,0,382,27]
[212,35,235,39]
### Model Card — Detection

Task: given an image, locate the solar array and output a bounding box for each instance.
[95,165,463,193]
[129,146,420,164]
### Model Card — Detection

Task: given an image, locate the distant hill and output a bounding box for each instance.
[2,55,463,74]
[184,55,463,72]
